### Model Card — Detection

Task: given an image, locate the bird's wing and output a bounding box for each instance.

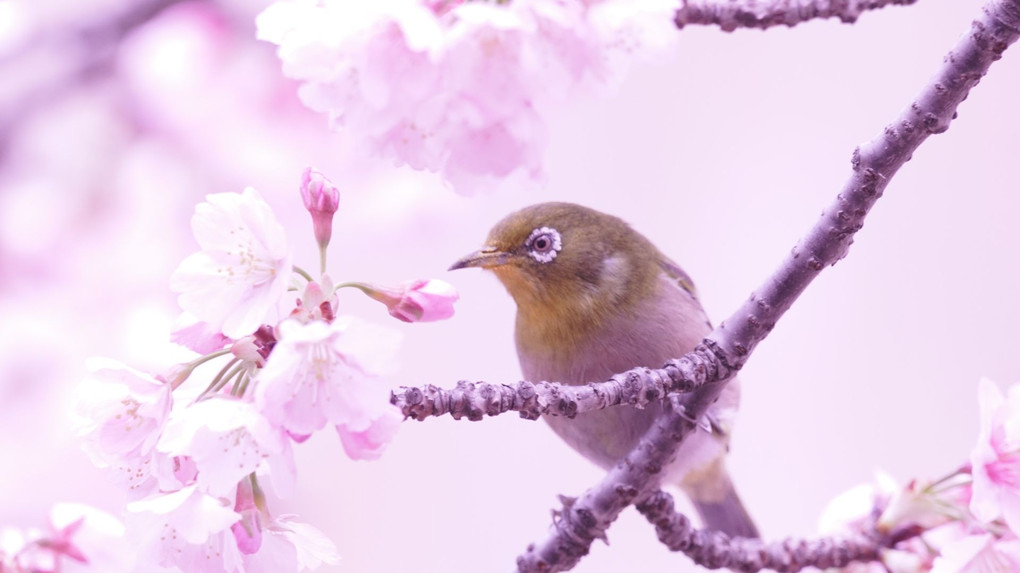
[657,255,699,300]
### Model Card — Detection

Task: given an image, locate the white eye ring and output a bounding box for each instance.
[526,226,562,263]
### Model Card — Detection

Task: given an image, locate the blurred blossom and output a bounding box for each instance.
[256,0,678,193]
[171,188,292,340]
[76,358,172,495]
[930,533,1020,573]
[0,503,129,573]
[970,378,1020,534]
[818,470,898,536]
[255,316,401,440]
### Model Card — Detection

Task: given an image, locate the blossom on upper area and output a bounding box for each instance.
[170,188,292,339]
[256,0,679,193]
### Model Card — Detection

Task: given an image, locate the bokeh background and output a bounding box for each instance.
[1,0,1018,571]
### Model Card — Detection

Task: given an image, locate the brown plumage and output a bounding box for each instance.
[451,202,758,538]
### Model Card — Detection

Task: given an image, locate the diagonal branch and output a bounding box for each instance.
[516,0,1020,570]
[675,0,917,31]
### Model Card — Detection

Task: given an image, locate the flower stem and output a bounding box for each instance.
[292,265,314,283]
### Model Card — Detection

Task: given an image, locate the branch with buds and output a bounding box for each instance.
[674,0,917,31]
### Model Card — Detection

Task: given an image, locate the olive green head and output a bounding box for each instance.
[450,202,663,322]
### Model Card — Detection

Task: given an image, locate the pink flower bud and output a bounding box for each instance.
[231,478,263,554]
[360,279,459,323]
[300,167,340,249]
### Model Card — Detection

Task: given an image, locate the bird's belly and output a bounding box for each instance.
[542,400,663,470]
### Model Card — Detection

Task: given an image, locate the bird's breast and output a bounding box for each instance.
[515,273,722,471]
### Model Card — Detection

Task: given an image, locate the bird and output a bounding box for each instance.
[449,201,758,538]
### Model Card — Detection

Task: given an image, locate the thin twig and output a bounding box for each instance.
[516,0,1020,570]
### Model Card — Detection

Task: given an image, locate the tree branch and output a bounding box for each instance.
[392,348,719,421]
[516,0,1020,570]
[674,0,917,31]
[636,490,883,572]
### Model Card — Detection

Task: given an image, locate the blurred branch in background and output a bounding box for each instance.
[674,0,917,31]
[0,0,202,162]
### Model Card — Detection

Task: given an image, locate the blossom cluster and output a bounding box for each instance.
[74,169,458,571]
[822,378,1020,572]
[255,0,679,193]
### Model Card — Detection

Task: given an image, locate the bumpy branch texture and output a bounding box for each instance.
[674,0,917,31]
[393,348,719,421]
[636,491,880,572]
[516,0,1020,571]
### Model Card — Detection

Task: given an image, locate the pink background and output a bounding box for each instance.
[1,0,1019,571]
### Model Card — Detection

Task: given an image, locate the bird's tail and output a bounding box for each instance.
[679,460,759,539]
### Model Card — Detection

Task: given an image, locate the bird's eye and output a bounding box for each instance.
[525,226,562,264]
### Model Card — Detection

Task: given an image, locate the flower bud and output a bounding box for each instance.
[300,167,340,250]
[358,279,459,323]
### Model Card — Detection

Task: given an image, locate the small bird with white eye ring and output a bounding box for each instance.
[451,202,758,538]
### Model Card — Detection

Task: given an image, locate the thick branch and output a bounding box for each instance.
[675,0,917,31]
[517,1,1020,570]
[392,348,718,421]
[635,491,881,572]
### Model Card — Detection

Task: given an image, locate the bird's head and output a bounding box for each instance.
[450,202,662,325]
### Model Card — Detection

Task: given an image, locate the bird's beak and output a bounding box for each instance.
[449,246,510,271]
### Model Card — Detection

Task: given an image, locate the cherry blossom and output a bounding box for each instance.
[337,407,402,461]
[931,533,1020,573]
[256,0,678,193]
[76,358,172,495]
[242,516,340,572]
[971,378,1020,534]
[170,313,231,355]
[170,188,292,339]
[126,485,243,572]
[157,398,296,498]
[255,316,401,439]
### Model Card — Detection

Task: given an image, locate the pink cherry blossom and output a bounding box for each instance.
[360,278,459,322]
[126,485,243,572]
[255,316,400,440]
[931,534,1020,573]
[76,358,172,495]
[170,313,231,354]
[337,407,402,461]
[157,398,296,498]
[231,478,263,555]
[242,516,340,573]
[256,0,678,193]
[970,378,1020,534]
[170,188,292,339]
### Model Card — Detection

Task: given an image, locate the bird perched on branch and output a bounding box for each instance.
[450,202,758,538]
